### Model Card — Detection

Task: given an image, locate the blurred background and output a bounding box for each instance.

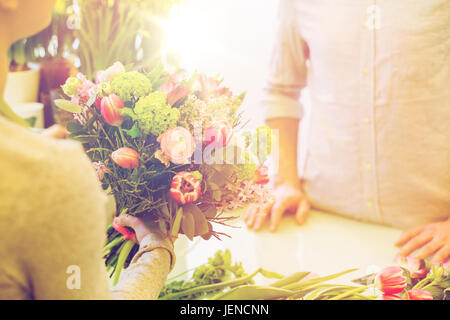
[5,0,281,130]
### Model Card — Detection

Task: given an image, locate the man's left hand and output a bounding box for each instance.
[395,218,450,263]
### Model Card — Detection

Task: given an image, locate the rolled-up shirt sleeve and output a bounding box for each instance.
[262,0,309,120]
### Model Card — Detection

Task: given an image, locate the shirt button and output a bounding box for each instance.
[362,67,369,75]
[365,163,372,170]
[367,200,374,208]
[363,117,371,124]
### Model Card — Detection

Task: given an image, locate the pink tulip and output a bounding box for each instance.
[203,120,233,149]
[404,289,433,300]
[395,255,427,279]
[198,74,231,100]
[101,94,124,126]
[375,266,407,295]
[111,147,139,169]
[159,127,195,165]
[160,74,191,106]
[170,171,201,205]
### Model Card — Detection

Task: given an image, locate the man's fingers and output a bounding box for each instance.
[415,240,442,260]
[245,204,258,228]
[295,198,310,225]
[243,204,256,223]
[431,245,450,264]
[395,226,425,247]
[270,200,289,232]
[397,234,433,257]
[253,204,272,231]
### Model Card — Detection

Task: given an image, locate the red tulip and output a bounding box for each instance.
[404,289,433,300]
[254,165,270,185]
[111,147,139,169]
[381,294,403,300]
[203,120,233,149]
[375,266,407,295]
[101,94,124,126]
[170,171,201,205]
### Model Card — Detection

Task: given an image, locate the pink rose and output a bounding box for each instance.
[159,127,194,165]
[96,62,126,83]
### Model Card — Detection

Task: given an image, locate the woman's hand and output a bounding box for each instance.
[244,181,310,232]
[41,124,69,139]
[395,217,450,263]
[114,214,154,244]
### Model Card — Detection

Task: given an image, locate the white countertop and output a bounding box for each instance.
[171,209,403,285]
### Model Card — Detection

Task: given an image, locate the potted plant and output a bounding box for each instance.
[4,39,41,105]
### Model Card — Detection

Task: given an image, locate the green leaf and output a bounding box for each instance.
[123,123,141,138]
[66,121,84,133]
[181,211,195,240]
[259,269,285,279]
[184,203,209,236]
[213,285,293,300]
[170,207,183,237]
[54,99,83,113]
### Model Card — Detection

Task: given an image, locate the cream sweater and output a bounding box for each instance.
[0,116,175,300]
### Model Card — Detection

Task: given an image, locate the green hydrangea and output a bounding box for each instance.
[134,92,180,136]
[61,76,82,96]
[111,71,152,102]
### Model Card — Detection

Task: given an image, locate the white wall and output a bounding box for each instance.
[167,0,280,129]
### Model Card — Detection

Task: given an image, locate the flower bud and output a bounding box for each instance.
[375,266,407,295]
[170,171,202,204]
[404,289,433,300]
[101,94,124,126]
[111,147,139,169]
[204,120,233,149]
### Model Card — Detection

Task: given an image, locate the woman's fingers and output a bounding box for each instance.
[41,124,70,139]
[115,213,138,228]
[395,226,425,247]
[295,198,310,225]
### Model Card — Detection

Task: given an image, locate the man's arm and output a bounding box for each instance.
[244,0,310,232]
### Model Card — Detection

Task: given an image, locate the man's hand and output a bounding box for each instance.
[244,182,310,232]
[395,218,450,263]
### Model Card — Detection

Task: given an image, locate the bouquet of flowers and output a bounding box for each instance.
[55,61,273,284]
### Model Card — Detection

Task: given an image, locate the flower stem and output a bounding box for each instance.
[112,239,134,286]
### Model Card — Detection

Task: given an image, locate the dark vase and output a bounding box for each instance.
[38,58,76,128]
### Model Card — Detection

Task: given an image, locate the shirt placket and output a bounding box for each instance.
[359,1,382,223]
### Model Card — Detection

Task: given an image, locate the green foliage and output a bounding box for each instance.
[159,249,250,300]
[111,71,152,102]
[134,92,180,136]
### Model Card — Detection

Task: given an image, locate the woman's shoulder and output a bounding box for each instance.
[0,117,107,220]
